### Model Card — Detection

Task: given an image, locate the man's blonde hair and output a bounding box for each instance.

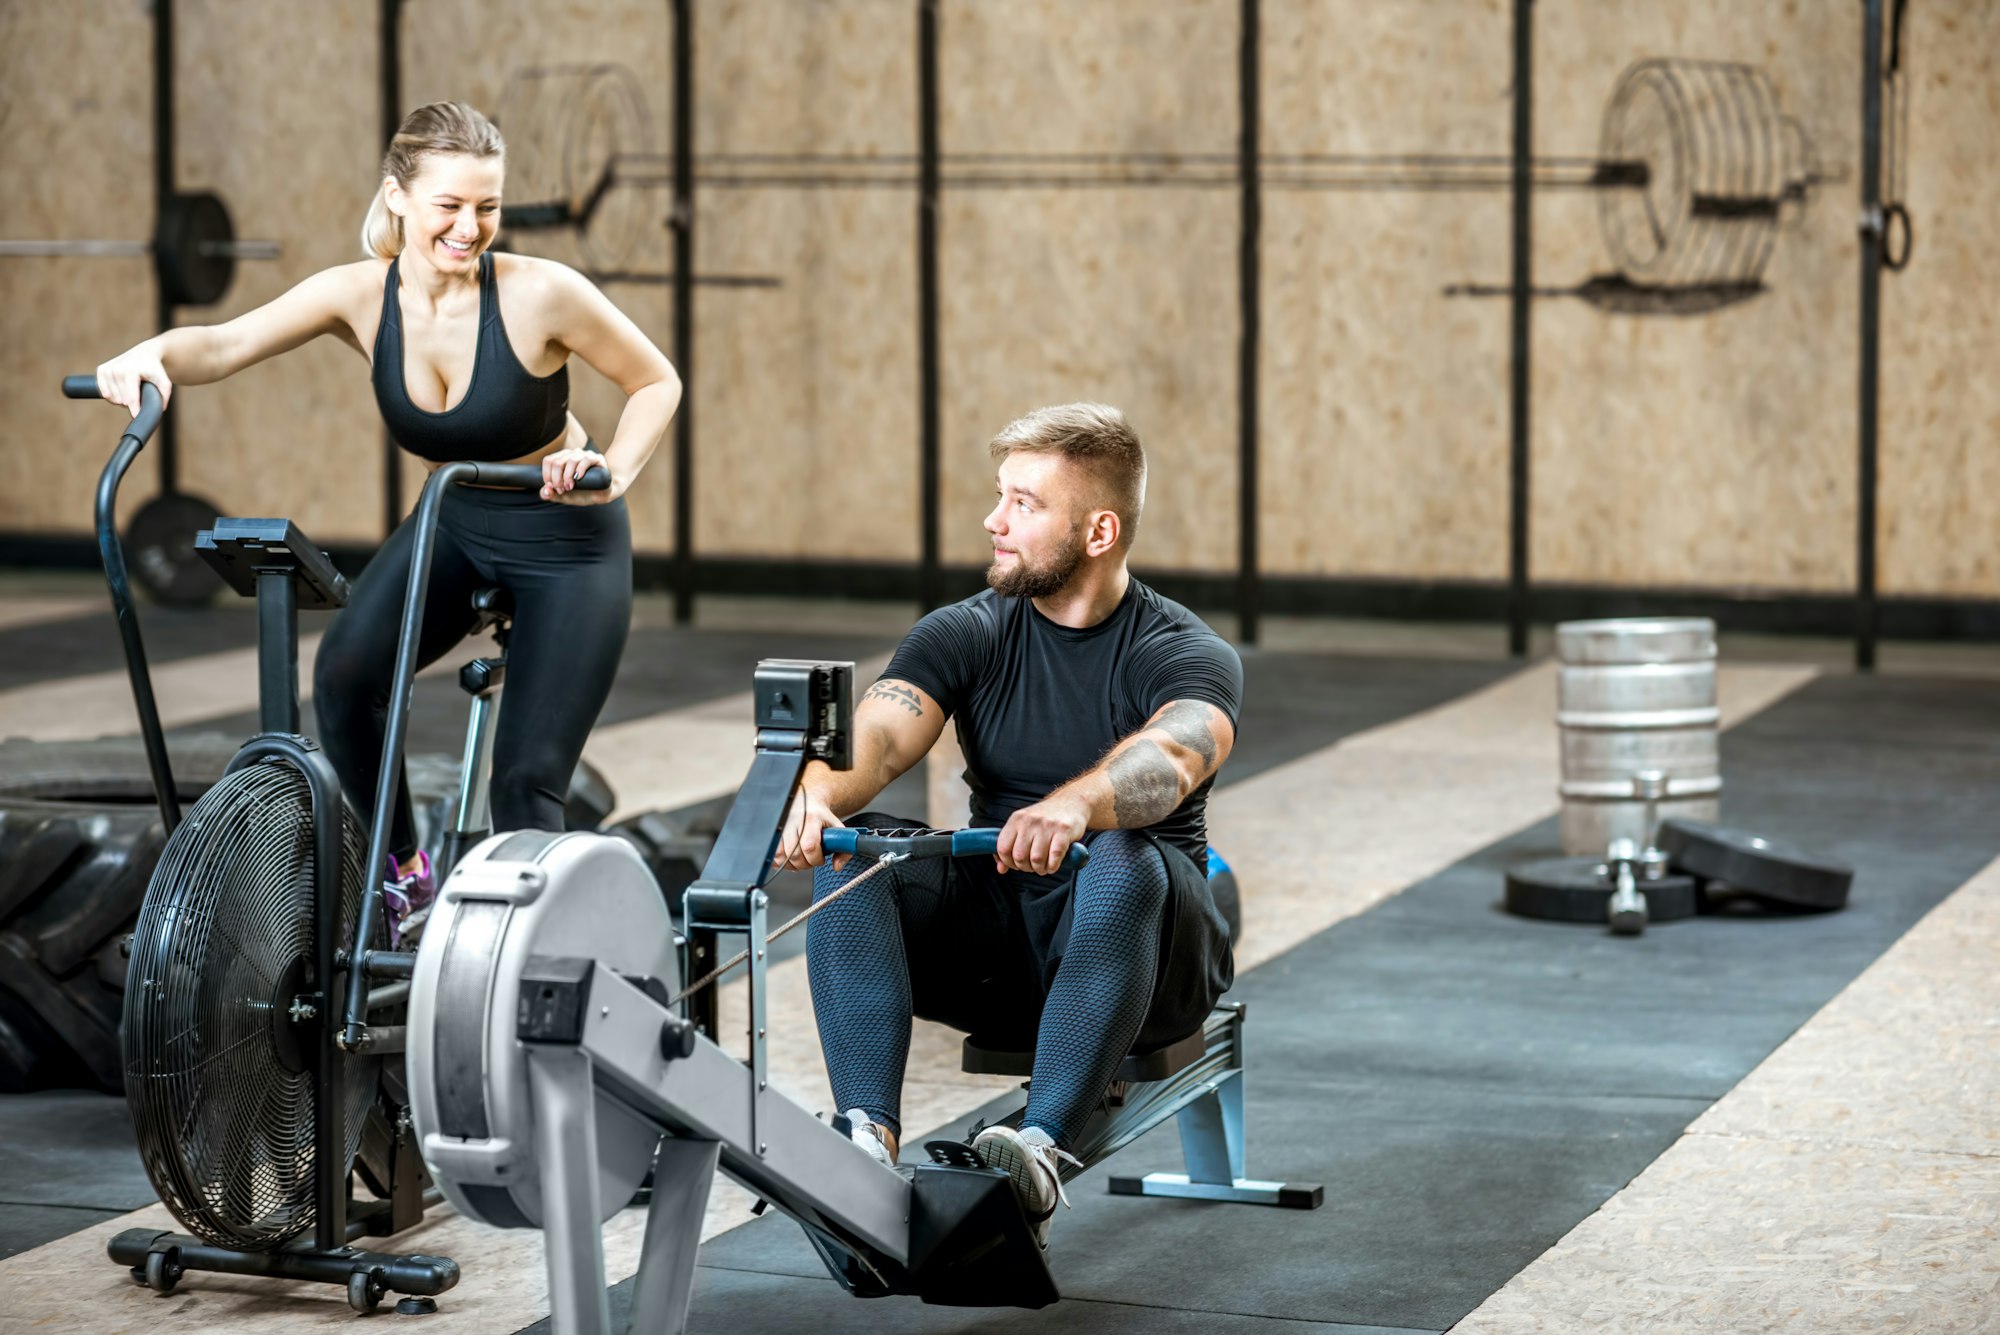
[988,403,1147,547]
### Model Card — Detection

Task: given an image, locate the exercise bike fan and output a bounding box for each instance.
[123,759,377,1249]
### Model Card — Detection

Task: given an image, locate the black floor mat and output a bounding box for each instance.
[0,601,265,691]
[639,674,2000,1332]
[0,648,1511,1266]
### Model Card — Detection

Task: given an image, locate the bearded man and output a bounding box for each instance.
[776,403,1241,1251]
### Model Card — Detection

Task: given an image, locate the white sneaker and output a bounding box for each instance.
[972,1124,1081,1248]
[839,1108,897,1167]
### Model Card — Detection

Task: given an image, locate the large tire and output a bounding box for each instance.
[0,734,240,1092]
[0,735,617,1092]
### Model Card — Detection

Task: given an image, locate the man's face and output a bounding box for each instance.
[984,452,1090,599]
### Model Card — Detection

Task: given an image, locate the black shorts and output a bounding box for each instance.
[846,814,1235,1052]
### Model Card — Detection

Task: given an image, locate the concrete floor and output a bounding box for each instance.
[0,579,1994,1332]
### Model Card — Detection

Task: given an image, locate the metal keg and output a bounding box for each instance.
[1556,618,1720,855]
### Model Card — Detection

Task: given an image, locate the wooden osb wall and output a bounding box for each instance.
[1526,2,1858,593]
[939,0,1241,574]
[2,1,1996,606]
[693,0,917,561]
[1876,1,2000,597]
[1262,0,1513,581]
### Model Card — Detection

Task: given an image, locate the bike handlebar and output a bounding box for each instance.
[820,826,1091,871]
[63,375,166,447]
[64,377,607,493]
[460,462,611,491]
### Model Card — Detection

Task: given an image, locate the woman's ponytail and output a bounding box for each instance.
[360,180,404,260]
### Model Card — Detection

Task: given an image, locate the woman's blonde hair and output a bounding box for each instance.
[360,101,506,260]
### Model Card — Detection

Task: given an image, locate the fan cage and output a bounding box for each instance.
[122,759,378,1250]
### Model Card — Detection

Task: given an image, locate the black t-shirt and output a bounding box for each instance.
[883,579,1243,866]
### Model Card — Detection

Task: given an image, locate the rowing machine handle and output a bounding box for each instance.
[821,826,1090,871]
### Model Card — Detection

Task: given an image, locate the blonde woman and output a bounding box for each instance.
[94,101,679,932]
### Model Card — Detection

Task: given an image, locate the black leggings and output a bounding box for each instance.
[313,481,632,860]
[807,815,1233,1152]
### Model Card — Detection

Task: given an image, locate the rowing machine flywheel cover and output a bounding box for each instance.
[408,831,677,1229]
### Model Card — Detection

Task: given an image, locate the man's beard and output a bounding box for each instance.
[986,523,1087,599]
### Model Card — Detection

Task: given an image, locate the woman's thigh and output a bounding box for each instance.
[481,499,633,788]
[315,512,484,707]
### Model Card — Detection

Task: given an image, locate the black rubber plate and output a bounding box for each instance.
[1658,819,1853,910]
[124,492,226,608]
[1504,856,1699,924]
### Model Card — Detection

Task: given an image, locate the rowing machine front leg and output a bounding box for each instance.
[628,1136,721,1335]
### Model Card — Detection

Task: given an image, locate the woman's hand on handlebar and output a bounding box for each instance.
[994,795,1090,876]
[774,786,849,873]
[96,342,173,419]
[541,446,619,504]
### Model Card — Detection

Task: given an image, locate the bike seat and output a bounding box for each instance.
[470,586,514,628]
[960,1024,1207,1083]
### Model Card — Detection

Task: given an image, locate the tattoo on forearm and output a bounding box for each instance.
[863,681,924,717]
[1107,739,1183,827]
[1153,701,1219,770]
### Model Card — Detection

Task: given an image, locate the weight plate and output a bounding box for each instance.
[123,492,225,608]
[155,192,235,307]
[1503,856,1699,924]
[1657,819,1853,910]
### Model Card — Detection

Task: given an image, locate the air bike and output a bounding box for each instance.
[62,375,609,1314]
[405,661,1323,1333]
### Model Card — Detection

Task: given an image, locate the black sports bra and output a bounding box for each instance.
[371,251,570,463]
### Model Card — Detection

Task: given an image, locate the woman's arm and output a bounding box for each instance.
[532,259,681,504]
[96,263,375,414]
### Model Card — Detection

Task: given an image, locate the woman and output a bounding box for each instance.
[95,101,680,932]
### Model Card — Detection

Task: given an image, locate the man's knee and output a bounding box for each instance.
[812,855,900,905]
[1076,829,1170,911]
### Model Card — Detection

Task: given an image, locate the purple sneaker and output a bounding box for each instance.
[382,849,436,949]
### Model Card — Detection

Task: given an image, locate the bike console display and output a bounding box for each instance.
[195,518,349,611]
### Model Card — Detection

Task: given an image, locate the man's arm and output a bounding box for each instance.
[773,678,947,870]
[993,699,1236,876]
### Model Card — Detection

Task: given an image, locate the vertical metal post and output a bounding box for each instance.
[683,925,718,1040]
[1856,0,1884,671]
[255,569,301,735]
[747,889,769,1156]
[1237,0,1261,645]
[1506,0,1534,658]
[152,0,179,495]
[672,0,697,623]
[380,0,404,537]
[917,0,943,613]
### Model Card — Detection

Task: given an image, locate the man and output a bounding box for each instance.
[776,403,1240,1249]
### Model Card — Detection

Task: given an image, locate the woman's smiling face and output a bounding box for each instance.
[391,152,504,272]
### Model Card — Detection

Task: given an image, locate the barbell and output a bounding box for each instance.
[0,191,278,306]
[494,55,1832,294]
